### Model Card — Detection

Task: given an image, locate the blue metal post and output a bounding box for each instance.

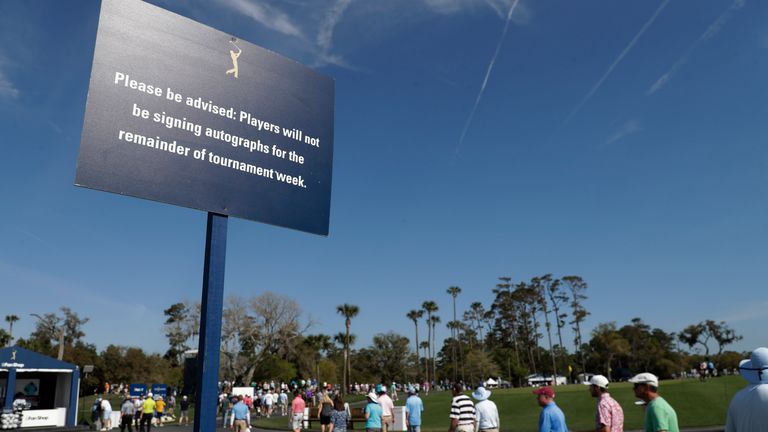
[3,368,16,409]
[67,368,80,426]
[193,212,228,432]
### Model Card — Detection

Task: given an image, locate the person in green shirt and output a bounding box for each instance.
[629,373,679,432]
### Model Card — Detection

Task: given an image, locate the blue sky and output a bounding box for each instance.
[1,0,767,357]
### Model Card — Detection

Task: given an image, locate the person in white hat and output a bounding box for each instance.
[377,385,395,432]
[584,375,624,432]
[628,373,678,432]
[725,347,768,432]
[364,392,383,432]
[472,386,499,432]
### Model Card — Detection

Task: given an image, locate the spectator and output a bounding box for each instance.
[140,393,156,432]
[154,396,165,427]
[629,373,679,432]
[120,396,135,432]
[533,387,567,432]
[472,386,499,432]
[178,396,190,426]
[319,391,335,432]
[378,385,395,432]
[726,347,768,432]
[291,390,306,432]
[232,395,251,432]
[448,383,475,432]
[329,396,348,432]
[585,375,624,432]
[364,392,383,432]
[405,386,424,432]
[101,396,113,431]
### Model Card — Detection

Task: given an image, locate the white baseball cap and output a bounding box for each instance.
[628,372,659,387]
[583,375,609,389]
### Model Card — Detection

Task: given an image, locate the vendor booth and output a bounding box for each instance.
[0,347,79,428]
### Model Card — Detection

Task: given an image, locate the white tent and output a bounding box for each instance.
[483,378,498,388]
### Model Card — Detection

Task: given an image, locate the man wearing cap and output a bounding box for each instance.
[585,375,624,432]
[120,395,136,432]
[472,386,499,432]
[365,392,383,432]
[629,373,678,432]
[377,385,395,432]
[405,387,424,432]
[140,393,156,432]
[726,347,768,432]
[178,396,189,426]
[533,387,567,432]
[448,383,476,432]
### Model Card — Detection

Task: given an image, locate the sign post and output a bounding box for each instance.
[193,213,228,432]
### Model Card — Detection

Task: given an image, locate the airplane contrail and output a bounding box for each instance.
[648,0,745,95]
[564,0,670,124]
[455,0,521,157]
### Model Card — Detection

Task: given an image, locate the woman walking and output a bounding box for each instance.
[329,396,349,432]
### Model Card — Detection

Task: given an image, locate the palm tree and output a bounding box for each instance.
[305,334,332,382]
[4,315,19,346]
[421,301,438,383]
[419,340,430,381]
[446,287,461,381]
[336,304,359,394]
[446,320,465,381]
[429,314,441,382]
[406,310,424,378]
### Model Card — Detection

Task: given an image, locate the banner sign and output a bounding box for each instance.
[76,0,335,235]
[151,384,168,398]
[129,383,147,397]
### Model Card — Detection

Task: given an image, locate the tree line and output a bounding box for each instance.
[1,275,744,392]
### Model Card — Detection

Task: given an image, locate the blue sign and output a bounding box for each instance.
[76,0,335,235]
[151,384,168,398]
[129,383,147,397]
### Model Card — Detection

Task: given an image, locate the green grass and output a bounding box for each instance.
[254,376,745,432]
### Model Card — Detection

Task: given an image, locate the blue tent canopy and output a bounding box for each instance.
[0,346,80,427]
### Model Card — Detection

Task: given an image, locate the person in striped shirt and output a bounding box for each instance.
[448,383,475,432]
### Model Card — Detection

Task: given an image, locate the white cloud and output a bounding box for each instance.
[605,119,641,145]
[219,0,305,38]
[648,0,745,95]
[315,0,355,68]
[0,54,19,99]
[718,300,768,323]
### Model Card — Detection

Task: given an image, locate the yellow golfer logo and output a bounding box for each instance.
[11,350,17,361]
[226,38,242,79]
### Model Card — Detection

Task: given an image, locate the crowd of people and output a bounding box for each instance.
[91,392,186,432]
[89,347,767,432]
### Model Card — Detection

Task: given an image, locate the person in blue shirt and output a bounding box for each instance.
[404,387,424,432]
[533,387,568,432]
[364,392,383,432]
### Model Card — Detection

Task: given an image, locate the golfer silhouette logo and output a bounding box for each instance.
[226,38,242,79]
[11,350,16,361]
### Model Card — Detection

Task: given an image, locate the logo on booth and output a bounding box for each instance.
[11,349,17,360]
